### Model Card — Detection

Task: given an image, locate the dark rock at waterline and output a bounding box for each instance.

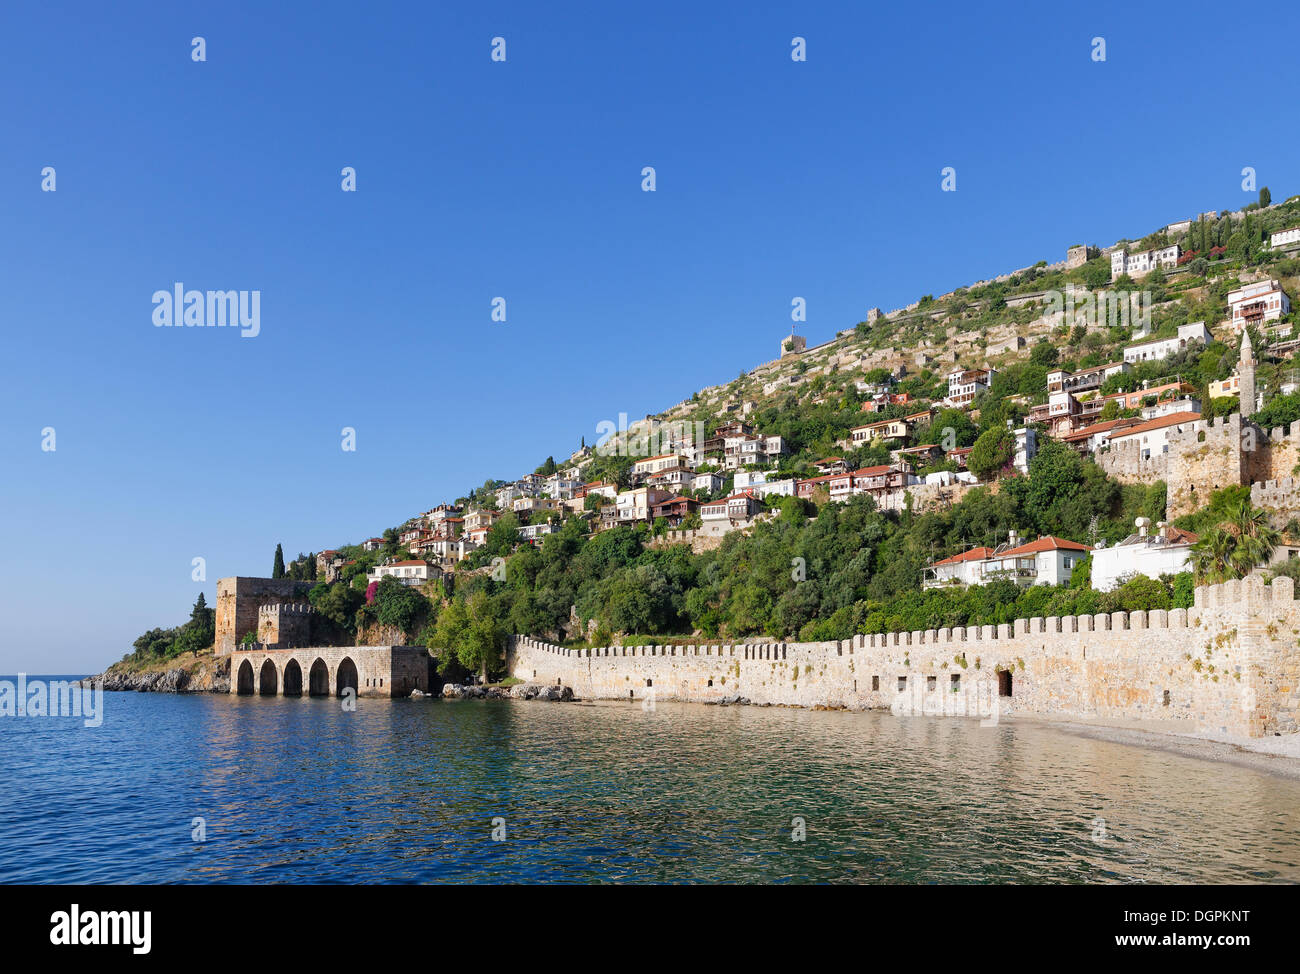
[440,682,573,701]
[714,695,752,707]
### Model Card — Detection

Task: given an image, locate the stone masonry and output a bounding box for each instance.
[257,602,313,648]
[215,576,315,655]
[229,645,433,698]
[509,577,1300,738]
[1097,414,1274,518]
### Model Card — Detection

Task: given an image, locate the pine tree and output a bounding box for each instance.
[273,543,286,579]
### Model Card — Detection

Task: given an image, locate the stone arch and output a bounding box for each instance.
[309,658,330,697]
[336,657,359,697]
[283,658,303,697]
[259,658,278,696]
[236,659,255,695]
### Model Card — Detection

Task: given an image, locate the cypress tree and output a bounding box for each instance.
[273,543,286,579]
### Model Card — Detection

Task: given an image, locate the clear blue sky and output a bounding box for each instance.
[2,1,1297,672]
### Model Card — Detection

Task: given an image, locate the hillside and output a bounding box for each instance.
[124,189,1300,678]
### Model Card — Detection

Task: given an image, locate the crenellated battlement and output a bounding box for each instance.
[255,600,313,648]
[509,578,1300,738]
[258,602,312,618]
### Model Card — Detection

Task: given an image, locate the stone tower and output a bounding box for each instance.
[1239,329,1257,419]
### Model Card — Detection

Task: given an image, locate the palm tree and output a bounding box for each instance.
[1226,499,1280,577]
[1189,501,1280,583]
[1190,527,1235,584]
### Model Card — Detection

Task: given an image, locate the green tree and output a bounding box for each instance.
[1188,499,1280,583]
[433,591,505,680]
[372,576,430,637]
[272,543,286,579]
[1260,186,1271,208]
[967,427,1013,482]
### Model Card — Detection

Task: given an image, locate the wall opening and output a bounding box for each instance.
[926,675,937,691]
[998,669,1013,697]
[1163,689,1170,707]
[872,675,880,691]
[309,658,330,696]
[283,659,303,696]
[259,659,278,696]
[236,659,255,695]
[646,678,653,687]
[897,676,907,691]
[337,657,359,697]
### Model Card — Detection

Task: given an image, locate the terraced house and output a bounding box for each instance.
[923,534,1091,590]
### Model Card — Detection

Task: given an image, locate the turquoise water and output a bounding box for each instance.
[2,688,1299,883]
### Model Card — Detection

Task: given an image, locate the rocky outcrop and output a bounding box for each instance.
[440,682,574,702]
[713,694,752,706]
[82,654,231,694]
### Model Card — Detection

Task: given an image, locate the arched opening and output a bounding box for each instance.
[336,657,359,697]
[283,659,303,697]
[258,659,278,696]
[309,658,330,697]
[236,659,255,695]
[998,669,1013,697]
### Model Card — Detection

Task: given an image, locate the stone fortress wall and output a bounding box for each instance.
[215,576,315,655]
[257,602,312,647]
[229,645,433,698]
[509,577,1300,738]
[1098,414,1300,519]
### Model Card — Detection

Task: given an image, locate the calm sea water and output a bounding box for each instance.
[2,684,1299,883]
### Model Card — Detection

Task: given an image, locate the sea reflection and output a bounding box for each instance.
[1,691,1298,883]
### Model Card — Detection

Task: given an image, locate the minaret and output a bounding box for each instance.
[1239,329,1257,419]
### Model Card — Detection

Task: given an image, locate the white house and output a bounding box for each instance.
[367,560,439,587]
[646,466,694,490]
[753,478,796,498]
[1012,427,1037,474]
[922,533,1091,589]
[1270,227,1300,249]
[690,472,723,495]
[519,522,558,543]
[1091,519,1198,591]
[922,546,997,590]
[1122,321,1211,363]
[978,534,1092,587]
[733,470,770,490]
[632,453,689,480]
[1110,244,1180,280]
[946,368,996,406]
[1228,279,1291,333]
[699,492,762,536]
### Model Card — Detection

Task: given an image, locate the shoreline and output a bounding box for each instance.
[85,660,1300,780]
[1013,714,1300,781]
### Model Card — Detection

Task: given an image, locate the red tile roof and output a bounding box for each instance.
[1106,411,1202,439]
[1061,418,1140,441]
[999,536,1092,558]
[928,546,996,567]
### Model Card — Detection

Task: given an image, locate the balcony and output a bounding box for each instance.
[1240,301,1267,322]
